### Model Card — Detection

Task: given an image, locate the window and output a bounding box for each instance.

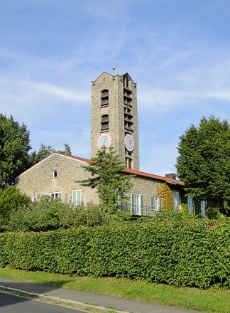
[201,200,206,216]
[150,196,163,211]
[187,197,206,216]
[72,189,82,205]
[118,202,129,212]
[46,192,62,201]
[173,190,181,210]
[131,193,143,216]
[101,114,109,132]
[124,96,132,107]
[124,107,133,131]
[101,89,109,107]
[123,74,130,88]
[52,170,57,178]
[187,196,194,213]
[124,88,132,97]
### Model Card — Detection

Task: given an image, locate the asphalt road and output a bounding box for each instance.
[0,277,201,313]
[0,291,86,313]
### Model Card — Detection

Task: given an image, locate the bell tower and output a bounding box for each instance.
[91,72,139,170]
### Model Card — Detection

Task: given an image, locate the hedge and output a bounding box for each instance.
[0,215,230,289]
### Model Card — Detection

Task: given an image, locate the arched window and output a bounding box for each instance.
[101,89,109,107]
[101,114,109,132]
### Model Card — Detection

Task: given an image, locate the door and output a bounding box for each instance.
[131,193,143,216]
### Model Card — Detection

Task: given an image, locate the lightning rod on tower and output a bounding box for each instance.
[112,51,116,71]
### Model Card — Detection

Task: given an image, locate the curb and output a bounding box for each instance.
[0,285,130,313]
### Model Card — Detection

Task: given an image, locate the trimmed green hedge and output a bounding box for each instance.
[0,215,230,289]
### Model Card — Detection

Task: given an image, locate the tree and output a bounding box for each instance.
[176,116,230,216]
[0,114,31,187]
[29,144,55,166]
[0,114,72,184]
[0,186,30,228]
[78,147,133,214]
[29,143,72,166]
[61,143,72,155]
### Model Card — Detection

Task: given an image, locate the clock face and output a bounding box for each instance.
[98,133,111,149]
[125,134,134,151]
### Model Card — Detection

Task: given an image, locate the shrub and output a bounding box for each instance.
[1,213,230,289]
[0,186,30,230]
[7,199,112,231]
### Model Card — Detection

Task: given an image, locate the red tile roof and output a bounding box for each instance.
[124,168,184,186]
[55,152,184,186]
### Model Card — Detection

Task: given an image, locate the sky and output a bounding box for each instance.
[0,0,230,176]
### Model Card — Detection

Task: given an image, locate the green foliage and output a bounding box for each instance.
[176,116,230,216]
[29,143,72,166]
[79,147,133,214]
[1,213,230,289]
[28,144,55,166]
[0,186,30,229]
[0,114,72,182]
[0,114,31,187]
[61,143,72,155]
[205,206,222,219]
[7,199,111,232]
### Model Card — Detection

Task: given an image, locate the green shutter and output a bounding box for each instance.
[131,193,135,206]
[141,195,144,208]
[131,193,135,214]
[58,192,63,202]
[72,190,77,204]
[150,196,155,210]
[140,195,144,215]
[77,190,81,204]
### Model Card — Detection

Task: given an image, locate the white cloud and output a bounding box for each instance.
[1,0,229,175]
[0,77,88,106]
[0,77,90,149]
[139,87,230,112]
[23,80,87,102]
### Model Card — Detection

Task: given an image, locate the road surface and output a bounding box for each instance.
[0,291,86,313]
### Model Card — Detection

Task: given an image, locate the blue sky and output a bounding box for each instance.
[0,0,229,176]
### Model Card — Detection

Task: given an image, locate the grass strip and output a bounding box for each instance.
[0,267,229,313]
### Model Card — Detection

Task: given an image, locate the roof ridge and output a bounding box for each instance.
[123,168,184,185]
[19,152,183,186]
[54,151,92,163]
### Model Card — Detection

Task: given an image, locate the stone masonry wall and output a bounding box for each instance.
[17,154,99,204]
[17,153,180,215]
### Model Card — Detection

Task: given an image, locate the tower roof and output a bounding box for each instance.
[92,72,135,84]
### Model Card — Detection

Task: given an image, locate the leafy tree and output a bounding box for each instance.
[0,114,31,187]
[61,143,72,155]
[176,116,230,216]
[29,144,54,166]
[79,147,133,214]
[0,186,30,229]
[0,113,72,184]
[29,143,72,166]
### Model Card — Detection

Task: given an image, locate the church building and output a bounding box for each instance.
[16,72,186,216]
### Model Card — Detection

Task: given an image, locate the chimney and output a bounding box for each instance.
[165,173,177,180]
